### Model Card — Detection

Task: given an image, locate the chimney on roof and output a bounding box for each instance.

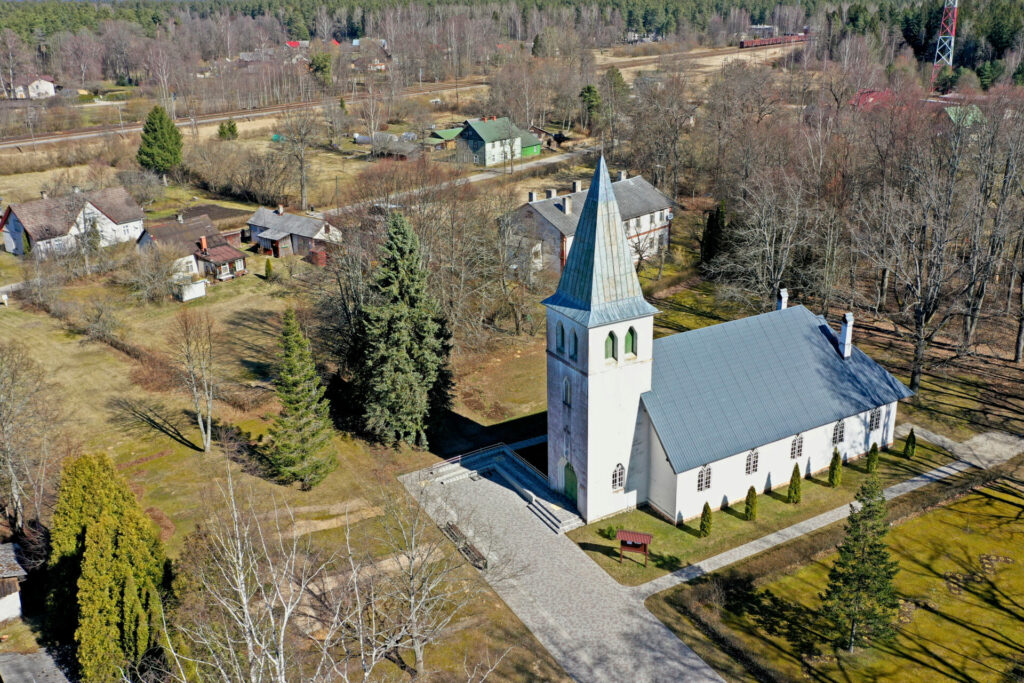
[276,205,285,215]
[545,189,557,199]
[776,288,788,311]
[563,196,572,214]
[839,312,854,359]
[40,191,48,200]
[572,180,582,193]
[200,235,208,253]
[617,170,627,181]
[528,191,538,203]
[176,214,184,223]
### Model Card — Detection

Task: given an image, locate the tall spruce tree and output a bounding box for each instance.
[266,309,337,488]
[48,454,165,681]
[820,476,900,651]
[352,213,451,447]
[137,105,182,175]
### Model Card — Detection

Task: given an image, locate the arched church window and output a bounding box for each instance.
[697,465,712,491]
[555,322,565,353]
[869,407,882,431]
[745,449,759,475]
[832,420,845,445]
[605,331,617,360]
[625,327,637,356]
[790,434,804,460]
[612,463,625,490]
[562,378,571,406]
[568,330,578,361]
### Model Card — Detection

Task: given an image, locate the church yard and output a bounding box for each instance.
[645,453,1024,682]
[568,436,958,586]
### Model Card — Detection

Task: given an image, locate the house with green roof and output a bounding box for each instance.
[457,117,543,166]
[426,127,463,151]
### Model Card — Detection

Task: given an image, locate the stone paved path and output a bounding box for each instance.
[632,424,1024,599]
[405,467,724,682]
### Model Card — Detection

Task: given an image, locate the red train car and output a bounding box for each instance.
[739,34,809,49]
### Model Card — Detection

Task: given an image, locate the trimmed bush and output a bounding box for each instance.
[867,442,880,473]
[700,502,713,537]
[264,258,274,280]
[744,486,757,521]
[829,448,843,488]
[903,429,917,459]
[788,463,802,504]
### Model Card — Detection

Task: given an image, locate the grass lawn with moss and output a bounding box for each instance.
[567,438,956,586]
[647,460,1024,682]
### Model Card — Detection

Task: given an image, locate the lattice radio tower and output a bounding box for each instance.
[931,0,959,86]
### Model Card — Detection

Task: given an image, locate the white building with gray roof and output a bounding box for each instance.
[544,158,913,524]
[511,171,673,274]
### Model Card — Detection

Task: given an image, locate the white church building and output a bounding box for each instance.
[543,158,914,524]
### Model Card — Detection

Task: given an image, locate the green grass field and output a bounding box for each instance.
[568,438,956,586]
[648,459,1024,681]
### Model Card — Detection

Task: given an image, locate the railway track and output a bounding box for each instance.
[0,42,794,150]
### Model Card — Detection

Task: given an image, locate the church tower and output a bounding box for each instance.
[543,157,657,522]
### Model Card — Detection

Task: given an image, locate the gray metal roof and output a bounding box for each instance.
[642,305,914,474]
[529,175,673,237]
[542,157,658,327]
[248,207,324,238]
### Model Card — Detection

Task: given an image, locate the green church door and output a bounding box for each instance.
[564,463,578,505]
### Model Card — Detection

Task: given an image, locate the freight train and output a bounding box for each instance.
[738,34,809,49]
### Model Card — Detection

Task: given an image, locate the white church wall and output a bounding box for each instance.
[670,401,901,522]
[646,420,677,521]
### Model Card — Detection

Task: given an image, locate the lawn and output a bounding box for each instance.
[567,437,956,586]
[0,274,567,680]
[647,456,1024,682]
[0,251,21,286]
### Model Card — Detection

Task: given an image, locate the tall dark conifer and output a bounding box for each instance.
[266,309,336,488]
[353,213,450,447]
[820,476,900,651]
[137,105,182,175]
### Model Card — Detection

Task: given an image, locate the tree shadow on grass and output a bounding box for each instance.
[676,520,701,537]
[718,572,828,659]
[107,397,201,451]
[767,489,789,503]
[722,506,746,520]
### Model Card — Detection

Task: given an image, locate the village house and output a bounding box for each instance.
[195,239,248,281]
[12,75,56,100]
[544,158,913,524]
[457,117,542,166]
[137,214,222,277]
[0,187,144,257]
[247,206,340,258]
[0,543,26,622]
[510,171,674,273]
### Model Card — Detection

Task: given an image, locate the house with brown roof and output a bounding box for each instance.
[195,240,248,280]
[137,214,221,277]
[1,187,144,257]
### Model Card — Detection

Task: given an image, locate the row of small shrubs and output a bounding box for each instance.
[697,435,920,538]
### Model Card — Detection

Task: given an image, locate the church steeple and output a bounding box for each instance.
[542,156,657,328]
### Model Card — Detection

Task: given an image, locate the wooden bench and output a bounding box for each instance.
[443,522,488,570]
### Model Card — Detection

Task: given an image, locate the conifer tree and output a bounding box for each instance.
[867,442,880,473]
[820,476,900,651]
[788,463,802,504]
[264,257,274,280]
[266,309,336,488]
[699,502,713,537]
[903,429,916,459]
[137,105,182,175]
[744,486,757,521]
[48,454,165,681]
[829,448,843,488]
[701,201,726,265]
[352,213,451,447]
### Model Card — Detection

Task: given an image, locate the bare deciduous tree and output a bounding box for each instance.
[277,109,323,211]
[173,309,217,452]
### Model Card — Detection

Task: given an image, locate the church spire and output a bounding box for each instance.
[542,157,657,327]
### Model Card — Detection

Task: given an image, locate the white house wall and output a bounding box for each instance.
[24,203,142,258]
[669,401,900,522]
[646,418,677,521]
[0,591,21,622]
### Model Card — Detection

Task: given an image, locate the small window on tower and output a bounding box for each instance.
[562,378,571,406]
[569,330,578,361]
[556,322,565,353]
[625,327,637,356]
[612,463,624,490]
[605,331,617,360]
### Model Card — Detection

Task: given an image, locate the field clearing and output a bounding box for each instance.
[568,437,956,586]
[648,456,1024,681]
